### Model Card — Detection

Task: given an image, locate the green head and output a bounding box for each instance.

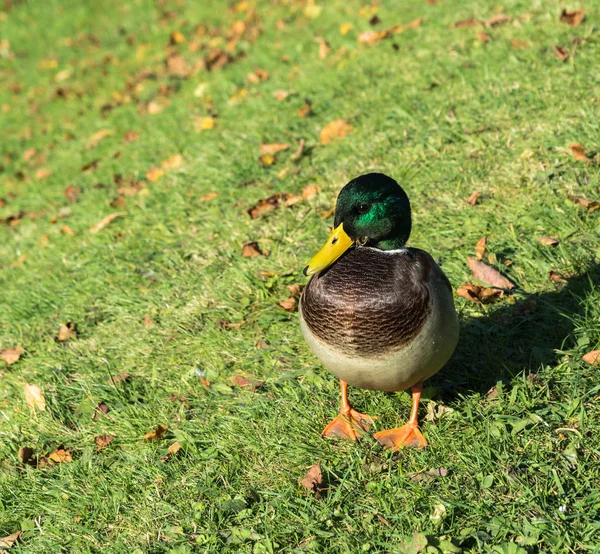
[304,173,412,276]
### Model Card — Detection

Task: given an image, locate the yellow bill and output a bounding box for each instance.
[303,223,354,276]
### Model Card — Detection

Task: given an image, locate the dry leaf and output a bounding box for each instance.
[538,237,559,247]
[0,532,23,549]
[453,18,483,28]
[582,350,600,365]
[18,446,34,464]
[1,346,24,366]
[200,192,217,202]
[552,45,569,62]
[64,184,80,203]
[302,184,320,200]
[24,383,45,411]
[199,377,211,387]
[477,31,491,43]
[548,270,567,283]
[48,448,72,463]
[242,241,267,257]
[10,254,26,268]
[146,167,164,182]
[278,296,297,311]
[456,283,502,304]
[273,89,291,101]
[358,25,402,45]
[23,148,37,162]
[35,168,52,180]
[144,424,168,440]
[107,372,130,385]
[166,54,189,76]
[286,284,304,296]
[123,131,140,142]
[568,195,600,211]
[58,322,76,342]
[511,39,529,48]
[94,402,109,419]
[320,119,352,144]
[95,435,113,450]
[168,441,182,455]
[143,314,153,328]
[60,225,75,236]
[487,14,510,26]
[475,236,487,260]
[231,374,264,391]
[170,30,185,44]
[161,154,184,170]
[467,257,515,289]
[260,143,289,156]
[560,9,585,27]
[315,37,330,59]
[300,461,323,493]
[194,116,215,131]
[87,129,111,149]
[247,193,301,219]
[340,22,353,35]
[466,191,480,205]
[89,212,126,233]
[570,143,588,161]
[298,98,313,117]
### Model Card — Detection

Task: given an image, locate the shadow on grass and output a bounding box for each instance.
[435,262,600,399]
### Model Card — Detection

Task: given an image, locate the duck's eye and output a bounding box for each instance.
[357,203,370,214]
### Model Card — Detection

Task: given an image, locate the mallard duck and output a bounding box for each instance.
[299,173,459,449]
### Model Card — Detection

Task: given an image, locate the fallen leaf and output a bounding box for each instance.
[548,270,567,283]
[81,159,100,173]
[231,374,264,391]
[487,14,511,26]
[0,532,23,549]
[300,461,322,493]
[146,167,164,182]
[466,191,480,205]
[161,154,184,170]
[95,435,113,450]
[35,168,52,180]
[408,467,449,483]
[286,284,305,296]
[18,446,34,464]
[570,143,588,161]
[477,31,491,43]
[89,212,126,233]
[58,322,76,342]
[552,45,569,62]
[511,39,529,48]
[475,236,487,260]
[194,115,215,131]
[170,30,185,44]
[430,502,447,523]
[298,98,313,118]
[260,143,289,156]
[123,131,140,142]
[242,241,267,257]
[24,383,45,411]
[144,424,168,440]
[290,139,307,162]
[453,18,483,28]
[568,195,600,211]
[10,254,27,268]
[246,68,269,84]
[60,225,75,236]
[358,24,403,45]
[302,184,320,200]
[23,148,37,162]
[456,282,502,304]
[320,119,352,144]
[259,153,276,166]
[467,257,515,289]
[143,314,153,328]
[315,37,330,59]
[340,22,353,35]
[94,402,109,419]
[48,448,72,463]
[64,184,81,203]
[273,89,291,101]
[147,99,167,115]
[278,296,297,311]
[582,350,600,365]
[199,377,211,387]
[407,17,423,29]
[425,401,455,422]
[168,441,182,455]
[538,236,559,247]
[1,346,24,366]
[199,192,217,202]
[86,129,111,149]
[107,372,130,385]
[560,8,585,27]
[247,193,301,219]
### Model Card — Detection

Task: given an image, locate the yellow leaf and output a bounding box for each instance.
[340,23,353,35]
[24,384,46,411]
[161,154,184,170]
[320,119,353,144]
[195,116,215,131]
[144,424,168,440]
[146,167,164,182]
[48,449,72,463]
[86,129,112,149]
[89,212,127,234]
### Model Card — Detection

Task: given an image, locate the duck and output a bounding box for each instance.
[299,173,459,449]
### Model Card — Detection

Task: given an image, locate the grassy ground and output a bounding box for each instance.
[1,0,600,552]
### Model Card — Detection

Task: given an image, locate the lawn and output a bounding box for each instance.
[1,0,600,552]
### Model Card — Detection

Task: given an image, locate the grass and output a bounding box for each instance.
[1,0,600,552]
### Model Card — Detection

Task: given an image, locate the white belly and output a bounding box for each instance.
[299,278,459,391]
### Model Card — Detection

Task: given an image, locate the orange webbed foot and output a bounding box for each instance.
[322,409,376,441]
[373,422,428,450]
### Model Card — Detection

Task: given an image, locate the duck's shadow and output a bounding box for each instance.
[431,262,599,400]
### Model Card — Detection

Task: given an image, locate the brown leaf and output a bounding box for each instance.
[64,184,81,203]
[123,131,140,142]
[166,54,189,77]
[107,372,130,385]
[278,296,297,312]
[552,45,569,62]
[144,424,168,440]
[358,26,401,45]
[247,193,301,219]
[231,374,264,391]
[456,283,502,304]
[199,192,218,202]
[1,346,24,366]
[86,129,111,149]
[146,167,164,182]
[273,89,291,101]
[298,98,313,118]
[35,168,52,180]
[95,435,113,451]
[302,184,320,200]
[10,254,27,268]
[143,314,153,328]
[300,461,323,493]
[582,350,600,365]
[477,31,491,43]
[560,9,585,27]
[18,446,34,464]
[58,322,77,342]
[320,119,353,144]
[161,154,184,170]
[242,241,267,257]
[199,377,211,387]
[570,143,588,161]
[487,14,511,27]
[260,143,289,156]
[568,195,600,211]
[315,37,330,59]
[81,158,100,173]
[466,191,480,205]
[23,147,37,161]
[538,236,559,247]
[24,384,46,411]
[170,30,185,45]
[453,18,483,28]
[89,212,126,233]
[94,402,109,419]
[0,531,23,549]
[511,39,529,49]
[48,448,72,463]
[475,236,487,260]
[548,270,567,283]
[60,225,75,236]
[168,441,182,455]
[467,257,515,289]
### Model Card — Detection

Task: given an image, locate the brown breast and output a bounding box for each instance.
[300,247,433,357]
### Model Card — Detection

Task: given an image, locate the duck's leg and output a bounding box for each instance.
[373,382,428,449]
[322,380,375,440]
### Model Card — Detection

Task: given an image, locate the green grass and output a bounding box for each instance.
[1,0,600,552]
